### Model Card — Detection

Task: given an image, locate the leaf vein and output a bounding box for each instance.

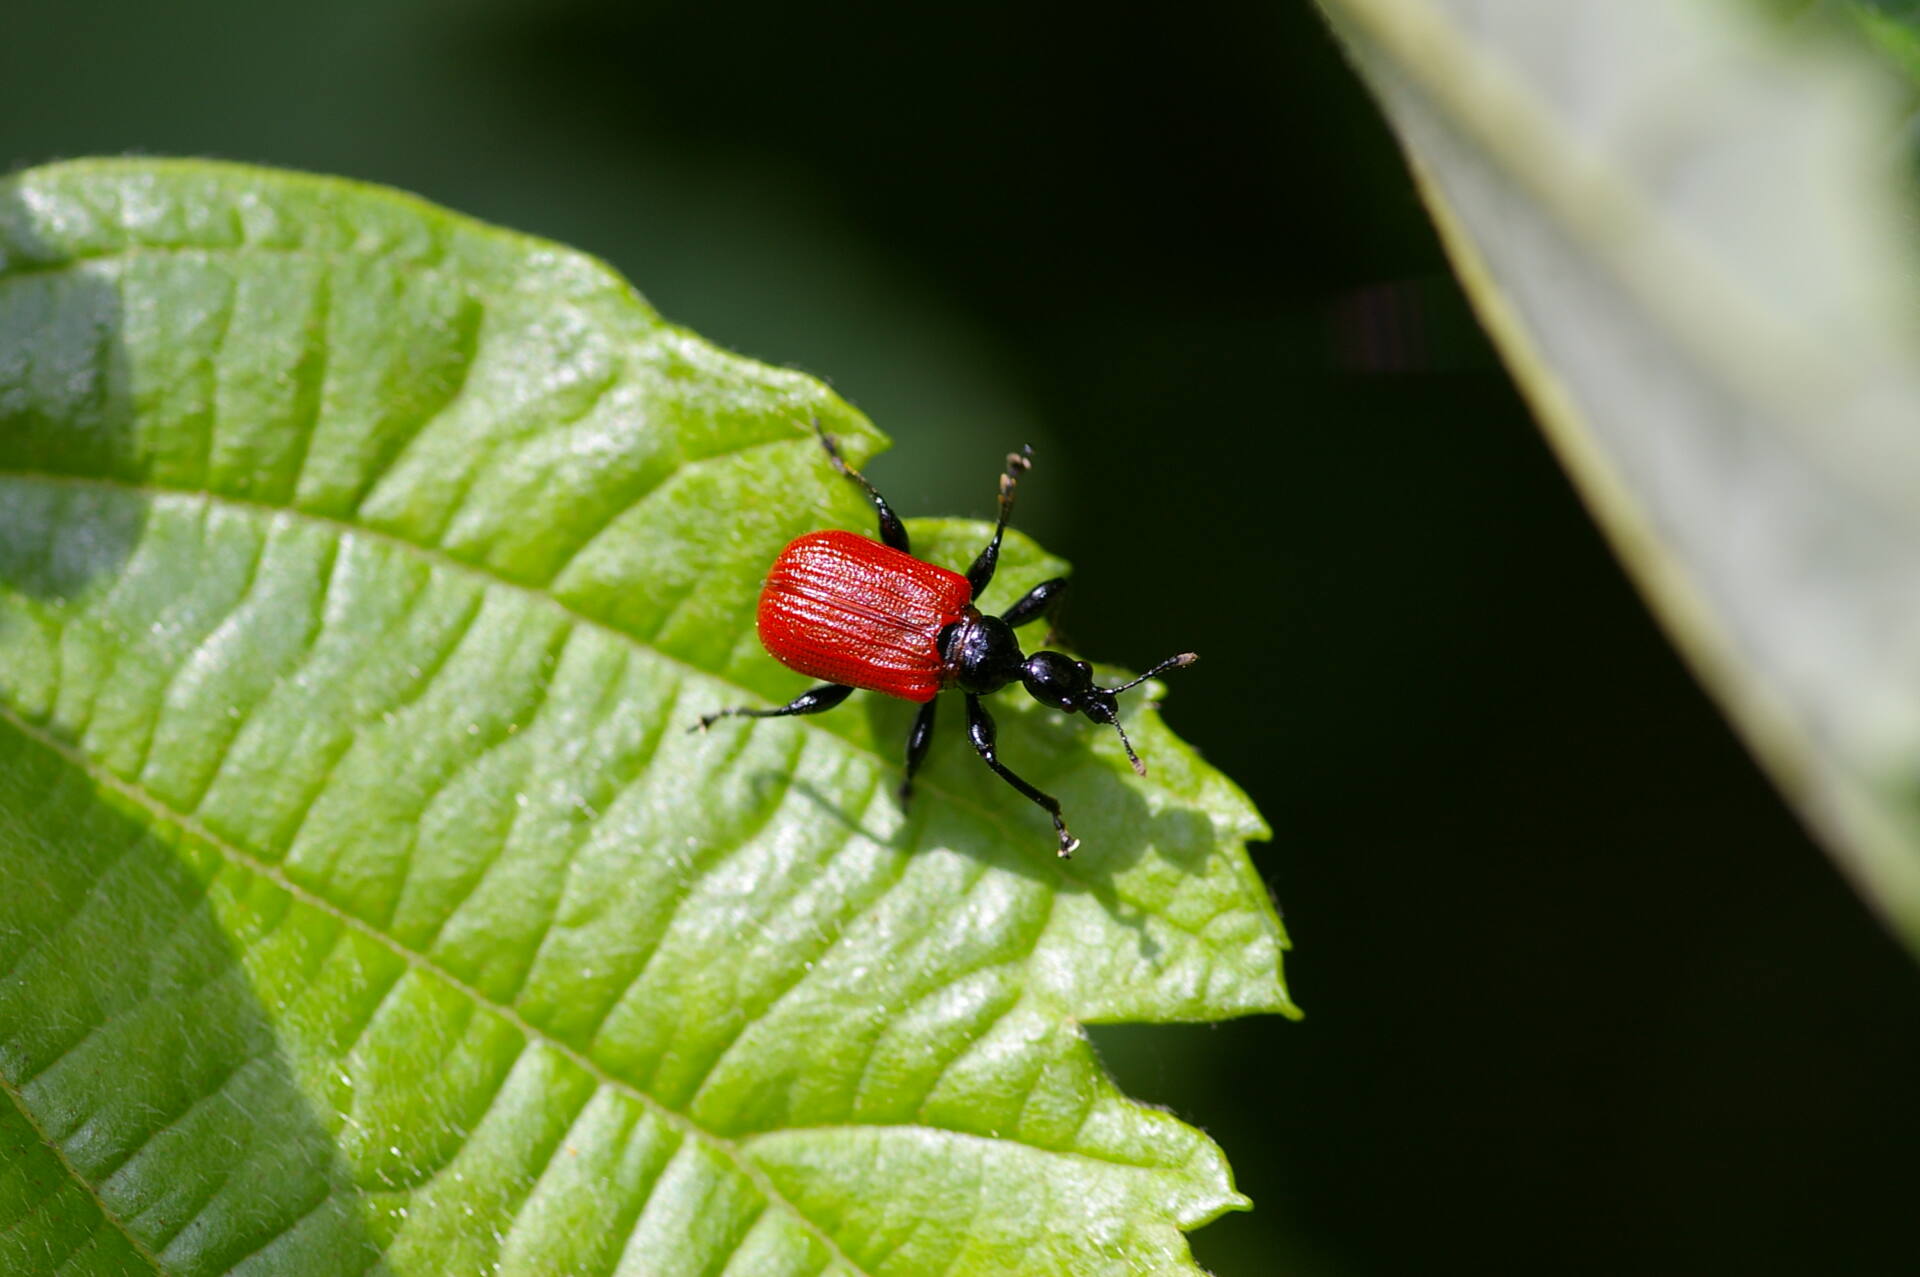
[380,614,572,939]
[184,521,345,818]
[189,270,238,492]
[682,787,948,1120]
[488,668,680,1012]
[127,496,270,787]
[345,292,486,520]
[131,1054,277,1255]
[908,992,1020,1126]
[0,1059,169,1275]
[275,580,484,878]
[580,726,812,1077]
[277,264,331,508]
[710,1199,771,1277]
[92,1031,268,1202]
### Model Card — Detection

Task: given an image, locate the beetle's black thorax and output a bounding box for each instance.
[939,607,1025,694]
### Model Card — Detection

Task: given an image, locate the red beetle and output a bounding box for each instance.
[695,422,1195,856]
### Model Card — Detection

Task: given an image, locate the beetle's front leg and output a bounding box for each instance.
[1000,576,1068,644]
[964,694,1078,856]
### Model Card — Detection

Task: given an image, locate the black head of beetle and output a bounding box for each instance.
[940,610,1196,775]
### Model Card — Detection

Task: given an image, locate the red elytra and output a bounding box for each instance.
[756,530,972,703]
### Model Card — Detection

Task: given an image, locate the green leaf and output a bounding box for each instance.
[0,159,1291,1276]
[1315,0,1920,956]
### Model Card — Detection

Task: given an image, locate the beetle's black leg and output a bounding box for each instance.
[899,697,939,807]
[965,446,1034,598]
[1000,576,1068,637]
[964,693,1078,856]
[813,417,910,554]
[691,682,855,732]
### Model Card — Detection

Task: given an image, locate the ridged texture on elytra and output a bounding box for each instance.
[757,531,972,703]
[0,159,1292,1277]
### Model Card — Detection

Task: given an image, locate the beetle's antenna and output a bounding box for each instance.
[1090,652,1195,776]
[1098,651,1198,696]
[1110,716,1146,776]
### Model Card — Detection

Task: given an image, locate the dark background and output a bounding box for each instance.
[8,2,1920,1273]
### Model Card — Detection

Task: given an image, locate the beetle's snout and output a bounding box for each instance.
[1077,689,1121,724]
[1020,650,1090,712]
[1080,690,1145,775]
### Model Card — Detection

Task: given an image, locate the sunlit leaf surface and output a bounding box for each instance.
[0,160,1291,1276]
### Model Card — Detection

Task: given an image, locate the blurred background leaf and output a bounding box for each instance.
[1317,0,1920,946]
[7,2,1920,1274]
